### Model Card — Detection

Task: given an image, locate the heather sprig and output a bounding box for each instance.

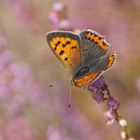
[48,2,73,30]
[87,76,135,140]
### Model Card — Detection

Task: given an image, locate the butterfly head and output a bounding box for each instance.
[72,66,90,86]
[73,66,90,78]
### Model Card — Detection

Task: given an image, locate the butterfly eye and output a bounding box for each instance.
[75,66,89,78]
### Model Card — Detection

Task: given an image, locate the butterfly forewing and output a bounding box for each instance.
[46,31,81,74]
[80,29,111,65]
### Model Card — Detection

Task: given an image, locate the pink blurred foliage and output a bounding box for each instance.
[136,77,140,94]
[5,117,38,140]
[5,0,41,33]
[60,108,102,140]
[46,125,70,140]
[107,18,129,53]
[54,91,103,140]
[0,34,49,117]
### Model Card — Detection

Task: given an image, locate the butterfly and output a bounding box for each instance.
[46,29,116,87]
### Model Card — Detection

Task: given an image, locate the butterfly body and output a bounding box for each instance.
[46,29,116,87]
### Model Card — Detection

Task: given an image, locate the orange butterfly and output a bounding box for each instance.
[46,29,116,87]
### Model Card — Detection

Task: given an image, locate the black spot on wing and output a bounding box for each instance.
[62,44,66,48]
[54,46,57,51]
[54,42,59,51]
[55,43,59,47]
[57,41,61,44]
[71,46,77,49]
[94,34,98,37]
[98,36,103,40]
[59,50,64,56]
[64,57,68,61]
[66,41,71,45]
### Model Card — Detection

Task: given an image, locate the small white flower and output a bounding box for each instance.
[121,130,126,139]
[119,119,127,127]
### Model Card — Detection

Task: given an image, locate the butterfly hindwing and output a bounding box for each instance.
[88,51,116,72]
[73,52,116,87]
[80,29,111,65]
[73,72,102,87]
[46,31,81,74]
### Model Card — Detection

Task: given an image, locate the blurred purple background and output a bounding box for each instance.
[0,0,140,139]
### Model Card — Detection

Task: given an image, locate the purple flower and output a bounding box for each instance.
[87,76,108,104]
[104,109,117,125]
[108,97,119,111]
[105,95,119,125]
